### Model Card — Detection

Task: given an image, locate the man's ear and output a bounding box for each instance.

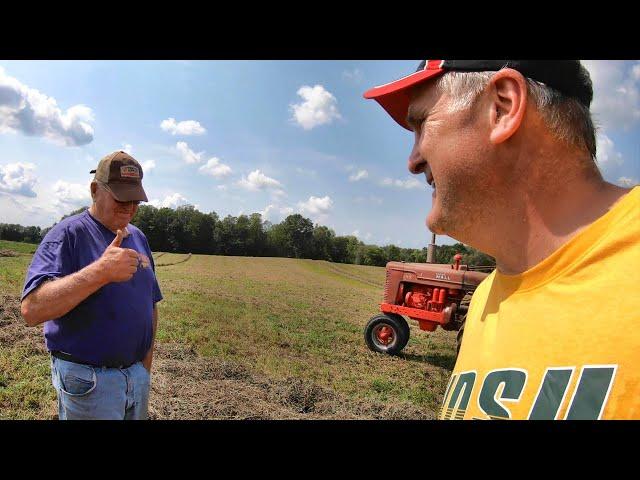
[488,69,528,145]
[90,181,97,201]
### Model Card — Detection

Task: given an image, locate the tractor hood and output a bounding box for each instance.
[386,261,489,290]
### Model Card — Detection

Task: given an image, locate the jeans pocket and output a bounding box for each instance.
[57,360,97,397]
[139,362,151,380]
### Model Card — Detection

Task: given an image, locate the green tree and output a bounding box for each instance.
[279,214,314,258]
[312,225,335,260]
[383,244,402,262]
[362,245,387,266]
[247,213,266,256]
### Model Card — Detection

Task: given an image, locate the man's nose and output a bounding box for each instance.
[407,142,426,174]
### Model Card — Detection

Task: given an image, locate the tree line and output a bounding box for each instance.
[0,204,495,267]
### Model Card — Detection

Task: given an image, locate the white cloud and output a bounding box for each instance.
[0,66,94,146]
[290,85,341,130]
[141,160,156,173]
[0,162,38,197]
[381,177,423,189]
[298,195,333,216]
[617,176,638,187]
[149,192,190,209]
[160,117,206,136]
[53,180,91,208]
[217,185,227,191]
[199,157,232,178]
[342,68,363,84]
[176,141,204,164]
[237,169,282,191]
[122,143,133,155]
[349,169,368,182]
[0,194,57,228]
[260,204,294,222]
[352,229,360,237]
[582,60,640,131]
[596,132,624,167]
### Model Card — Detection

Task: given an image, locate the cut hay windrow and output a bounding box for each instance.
[322,261,384,288]
[156,253,192,267]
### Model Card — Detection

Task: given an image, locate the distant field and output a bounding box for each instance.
[0,243,458,419]
[0,240,38,255]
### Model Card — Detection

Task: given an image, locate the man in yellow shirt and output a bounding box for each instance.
[364,60,639,419]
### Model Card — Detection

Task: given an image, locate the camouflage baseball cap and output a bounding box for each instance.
[90,151,148,202]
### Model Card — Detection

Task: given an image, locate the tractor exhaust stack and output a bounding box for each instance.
[426,232,437,263]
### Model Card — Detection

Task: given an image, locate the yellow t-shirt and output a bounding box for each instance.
[440,186,640,420]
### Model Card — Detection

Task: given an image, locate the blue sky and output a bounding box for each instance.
[1,60,639,249]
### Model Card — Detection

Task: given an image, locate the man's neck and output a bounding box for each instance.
[498,183,628,274]
[455,141,631,275]
[88,205,119,234]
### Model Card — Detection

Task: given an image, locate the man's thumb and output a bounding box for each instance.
[110,229,124,248]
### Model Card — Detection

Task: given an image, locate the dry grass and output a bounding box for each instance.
[0,246,457,419]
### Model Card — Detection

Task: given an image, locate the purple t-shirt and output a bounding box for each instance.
[21,210,162,367]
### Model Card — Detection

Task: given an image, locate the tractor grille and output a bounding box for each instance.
[383,270,391,301]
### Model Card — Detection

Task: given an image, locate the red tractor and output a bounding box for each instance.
[364,254,491,356]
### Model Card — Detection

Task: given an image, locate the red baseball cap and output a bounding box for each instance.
[364,60,593,131]
[363,60,447,131]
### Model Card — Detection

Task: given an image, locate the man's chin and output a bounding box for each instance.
[426,211,449,236]
[114,218,131,230]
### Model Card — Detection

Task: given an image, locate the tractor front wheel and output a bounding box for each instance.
[364,314,410,355]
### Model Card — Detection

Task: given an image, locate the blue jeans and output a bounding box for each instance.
[51,356,151,420]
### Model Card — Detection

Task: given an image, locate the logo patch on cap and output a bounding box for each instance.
[120,165,140,178]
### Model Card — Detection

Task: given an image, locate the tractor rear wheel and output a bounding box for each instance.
[364,314,410,355]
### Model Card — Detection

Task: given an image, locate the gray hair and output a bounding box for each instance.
[435,70,597,159]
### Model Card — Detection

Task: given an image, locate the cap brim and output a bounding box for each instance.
[363,67,446,131]
[103,182,148,202]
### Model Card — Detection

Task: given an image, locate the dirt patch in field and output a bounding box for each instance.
[0,249,19,257]
[0,295,47,355]
[149,342,433,420]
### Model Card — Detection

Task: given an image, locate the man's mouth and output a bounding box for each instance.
[425,171,436,191]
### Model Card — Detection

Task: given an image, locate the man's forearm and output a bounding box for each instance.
[21,261,108,327]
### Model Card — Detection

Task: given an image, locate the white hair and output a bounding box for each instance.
[435,70,597,159]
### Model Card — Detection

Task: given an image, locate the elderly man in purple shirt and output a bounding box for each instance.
[21,151,162,420]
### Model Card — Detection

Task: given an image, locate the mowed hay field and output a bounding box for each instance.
[0,240,458,419]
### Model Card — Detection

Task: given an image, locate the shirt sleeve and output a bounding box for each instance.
[21,238,73,301]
